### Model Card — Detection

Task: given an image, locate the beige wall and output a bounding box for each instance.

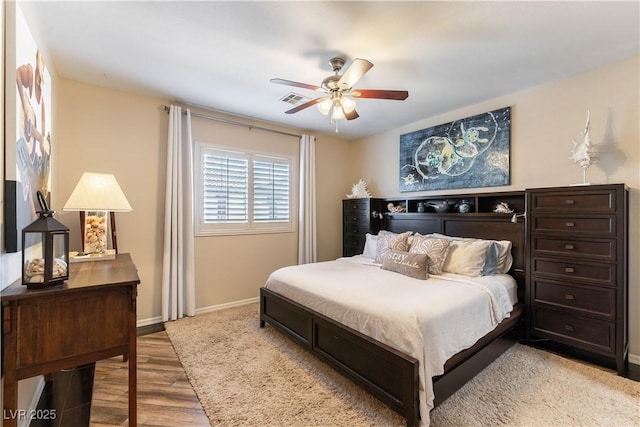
[193,123,348,307]
[192,114,350,308]
[54,79,350,323]
[54,80,167,324]
[348,56,640,358]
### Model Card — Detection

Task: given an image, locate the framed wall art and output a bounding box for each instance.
[4,3,53,252]
[399,107,511,193]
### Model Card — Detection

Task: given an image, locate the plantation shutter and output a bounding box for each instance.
[202,150,248,223]
[253,158,290,223]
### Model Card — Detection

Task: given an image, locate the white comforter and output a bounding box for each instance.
[264,256,517,426]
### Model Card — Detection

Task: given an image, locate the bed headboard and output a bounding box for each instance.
[380,191,526,301]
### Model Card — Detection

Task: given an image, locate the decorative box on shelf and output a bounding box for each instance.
[69,249,117,263]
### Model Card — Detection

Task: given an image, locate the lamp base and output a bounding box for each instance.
[69,249,116,263]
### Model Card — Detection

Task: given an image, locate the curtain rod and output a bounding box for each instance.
[163,105,302,139]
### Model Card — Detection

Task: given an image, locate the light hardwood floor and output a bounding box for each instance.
[90,331,210,426]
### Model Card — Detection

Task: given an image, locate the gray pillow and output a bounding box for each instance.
[381,250,429,280]
[375,231,412,263]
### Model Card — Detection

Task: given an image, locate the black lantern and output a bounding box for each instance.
[22,191,70,287]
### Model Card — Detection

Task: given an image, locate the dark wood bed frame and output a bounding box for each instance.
[260,208,526,427]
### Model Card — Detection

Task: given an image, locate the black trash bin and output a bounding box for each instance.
[33,363,96,427]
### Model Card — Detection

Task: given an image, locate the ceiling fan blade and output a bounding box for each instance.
[350,89,409,100]
[337,58,373,90]
[284,97,326,114]
[270,78,323,92]
[344,109,359,121]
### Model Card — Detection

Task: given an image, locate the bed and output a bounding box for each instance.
[260,212,525,426]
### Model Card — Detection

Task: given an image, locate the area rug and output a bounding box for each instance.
[164,303,640,426]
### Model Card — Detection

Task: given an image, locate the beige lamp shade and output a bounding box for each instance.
[63,173,132,212]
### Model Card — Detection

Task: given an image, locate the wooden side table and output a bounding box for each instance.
[2,253,140,426]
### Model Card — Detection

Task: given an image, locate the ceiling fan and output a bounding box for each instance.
[271,57,409,131]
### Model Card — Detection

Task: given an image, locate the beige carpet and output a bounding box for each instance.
[164,303,640,426]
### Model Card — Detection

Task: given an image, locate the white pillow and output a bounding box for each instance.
[432,233,513,274]
[441,239,494,277]
[362,233,378,259]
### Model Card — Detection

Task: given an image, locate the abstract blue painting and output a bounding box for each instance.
[399,107,511,192]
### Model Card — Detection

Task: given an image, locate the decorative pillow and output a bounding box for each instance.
[375,231,412,263]
[492,240,513,274]
[381,250,429,280]
[431,233,513,275]
[362,233,378,259]
[441,239,495,277]
[408,235,451,275]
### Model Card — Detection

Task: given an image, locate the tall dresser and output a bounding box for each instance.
[526,184,628,374]
[342,198,382,257]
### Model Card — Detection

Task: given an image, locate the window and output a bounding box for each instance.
[195,144,296,235]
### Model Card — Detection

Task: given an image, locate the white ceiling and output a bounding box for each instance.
[19,1,640,140]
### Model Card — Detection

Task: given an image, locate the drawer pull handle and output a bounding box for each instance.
[565,324,575,332]
[564,267,575,273]
[565,222,575,227]
[564,294,575,300]
[564,244,575,250]
[564,199,575,205]
[352,217,359,221]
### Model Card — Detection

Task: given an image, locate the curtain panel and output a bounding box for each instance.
[298,134,317,264]
[162,105,196,321]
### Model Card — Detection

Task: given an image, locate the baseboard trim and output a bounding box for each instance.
[136,297,260,334]
[137,315,163,328]
[195,296,260,315]
[137,322,165,336]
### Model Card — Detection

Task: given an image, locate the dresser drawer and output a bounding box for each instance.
[531,215,615,236]
[531,236,616,261]
[344,213,370,225]
[343,199,370,213]
[532,279,615,319]
[530,191,615,212]
[532,258,615,286]
[532,308,614,354]
[343,221,371,236]
[343,235,365,256]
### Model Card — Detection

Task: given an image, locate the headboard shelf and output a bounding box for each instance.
[384,190,525,215]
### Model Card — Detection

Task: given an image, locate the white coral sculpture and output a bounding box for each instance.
[346,179,372,199]
[569,110,599,183]
[493,202,514,213]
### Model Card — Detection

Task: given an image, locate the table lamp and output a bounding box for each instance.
[63,172,132,262]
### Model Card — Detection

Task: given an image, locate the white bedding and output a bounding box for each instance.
[264,255,517,426]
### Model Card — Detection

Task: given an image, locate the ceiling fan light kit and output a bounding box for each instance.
[271,56,408,132]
